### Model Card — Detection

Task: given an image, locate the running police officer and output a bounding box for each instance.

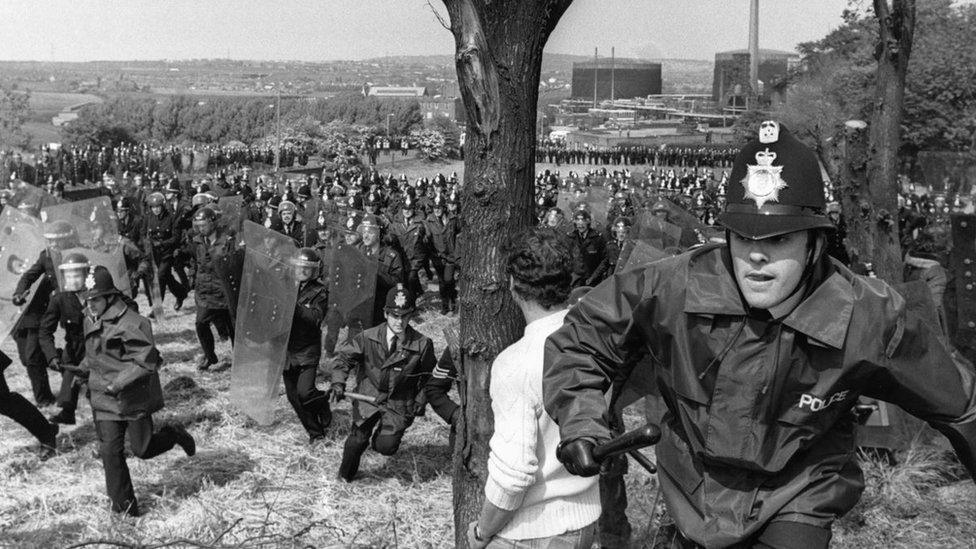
[543,121,976,549]
[189,207,236,371]
[331,284,436,482]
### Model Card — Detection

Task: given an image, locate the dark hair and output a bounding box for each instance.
[504,227,572,309]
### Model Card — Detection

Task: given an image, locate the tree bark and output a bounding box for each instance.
[440,1,573,546]
[838,0,916,281]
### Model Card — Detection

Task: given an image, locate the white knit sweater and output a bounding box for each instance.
[485,309,601,540]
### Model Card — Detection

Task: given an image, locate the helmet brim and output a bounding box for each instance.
[717,212,834,240]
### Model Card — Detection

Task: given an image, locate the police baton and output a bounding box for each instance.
[592,423,661,474]
[344,391,377,405]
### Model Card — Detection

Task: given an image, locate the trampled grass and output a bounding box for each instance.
[1,290,973,548]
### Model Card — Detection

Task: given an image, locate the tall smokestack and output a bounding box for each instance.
[748,0,760,98]
[610,47,616,103]
[593,47,599,108]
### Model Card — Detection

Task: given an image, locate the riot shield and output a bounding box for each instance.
[633,212,683,250]
[41,197,130,295]
[229,221,301,425]
[0,209,46,343]
[585,186,611,228]
[917,151,975,194]
[216,195,246,236]
[327,242,378,334]
[8,183,60,218]
[616,239,670,275]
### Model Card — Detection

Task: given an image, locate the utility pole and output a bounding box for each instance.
[274,85,282,172]
[593,47,598,108]
[748,0,760,108]
[610,46,615,105]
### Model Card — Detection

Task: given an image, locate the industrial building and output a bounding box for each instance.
[571,59,662,101]
[711,49,799,107]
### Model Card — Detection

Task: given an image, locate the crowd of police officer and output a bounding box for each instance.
[536,141,738,169]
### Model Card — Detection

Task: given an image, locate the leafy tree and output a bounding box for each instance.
[415,128,448,161]
[0,86,32,150]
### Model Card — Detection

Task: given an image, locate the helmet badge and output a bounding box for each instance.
[742,148,788,209]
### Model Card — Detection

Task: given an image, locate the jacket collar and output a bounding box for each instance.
[367,323,423,350]
[683,246,853,349]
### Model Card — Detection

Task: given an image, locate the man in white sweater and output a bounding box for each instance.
[467,228,601,549]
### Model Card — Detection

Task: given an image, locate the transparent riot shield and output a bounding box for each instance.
[327,242,378,334]
[229,221,301,425]
[585,187,611,228]
[8,183,60,218]
[216,195,246,236]
[0,209,46,343]
[41,196,131,295]
[633,212,683,250]
[616,239,670,275]
[917,152,975,194]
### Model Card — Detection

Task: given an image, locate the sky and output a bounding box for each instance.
[0,0,855,63]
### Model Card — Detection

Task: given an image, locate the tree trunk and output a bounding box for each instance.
[440,1,573,546]
[838,0,916,281]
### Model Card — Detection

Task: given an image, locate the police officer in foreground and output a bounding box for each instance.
[189,207,236,371]
[79,266,196,516]
[283,248,332,444]
[330,284,436,482]
[543,121,976,548]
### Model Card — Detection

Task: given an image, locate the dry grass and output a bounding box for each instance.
[2,290,974,548]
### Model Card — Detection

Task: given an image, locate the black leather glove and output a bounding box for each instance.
[329,383,345,402]
[11,292,27,307]
[556,438,601,477]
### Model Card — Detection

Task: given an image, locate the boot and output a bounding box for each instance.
[49,407,76,425]
[39,422,58,460]
[169,425,196,456]
[195,355,216,371]
[337,437,367,483]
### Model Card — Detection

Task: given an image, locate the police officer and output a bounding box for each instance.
[11,220,77,407]
[567,209,607,288]
[284,248,332,444]
[190,207,236,371]
[79,266,196,516]
[424,195,460,315]
[273,200,306,246]
[39,253,91,425]
[0,348,58,458]
[591,216,631,283]
[358,214,405,327]
[389,196,428,299]
[543,121,976,548]
[330,284,436,482]
[142,192,188,310]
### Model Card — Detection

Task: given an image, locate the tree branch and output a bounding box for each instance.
[427,0,451,31]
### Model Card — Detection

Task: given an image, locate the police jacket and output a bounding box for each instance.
[14,250,57,330]
[39,290,86,366]
[389,215,428,265]
[142,207,182,258]
[81,298,164,421]
[424,214,460,263]
[424,347,459,424]
[271,219,307,247]
[361,243,405,327]
[287,278,329,367]
[543,244,976,547]
[333,323,436,417]
[192,228,235,310]
[590,237,627,285]
[567,227,607,285]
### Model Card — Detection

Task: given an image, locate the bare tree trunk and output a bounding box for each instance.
[439,1,573,546]
[838,0,916,281]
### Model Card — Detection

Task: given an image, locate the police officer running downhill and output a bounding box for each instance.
[542,121,976,549]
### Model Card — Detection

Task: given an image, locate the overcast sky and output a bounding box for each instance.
[0,0,855,62]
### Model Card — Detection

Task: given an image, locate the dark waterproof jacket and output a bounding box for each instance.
[543,244,976,548]
[389,215,428,267]
[81,298,164,421]
[333,323,436,420]
[192,229,235,310]
[287,278,329,367]
[424,214,460,264]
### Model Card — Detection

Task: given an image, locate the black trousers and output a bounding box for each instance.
[431,258,457,302]
[338,410,408,481]
[157,257,188,302]
[282,365,332,438]
[0,368,55,445]
[672,521,832,549]
[13,328,55,404]
[195,307,235,363]
[94,416,178,515]
[56,369,81,413]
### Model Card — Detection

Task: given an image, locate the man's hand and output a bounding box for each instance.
[11,292,27,306]
[466,521,489,549]
[556,438,601,477]
[48,358,62,372]
[329,383,345,402]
